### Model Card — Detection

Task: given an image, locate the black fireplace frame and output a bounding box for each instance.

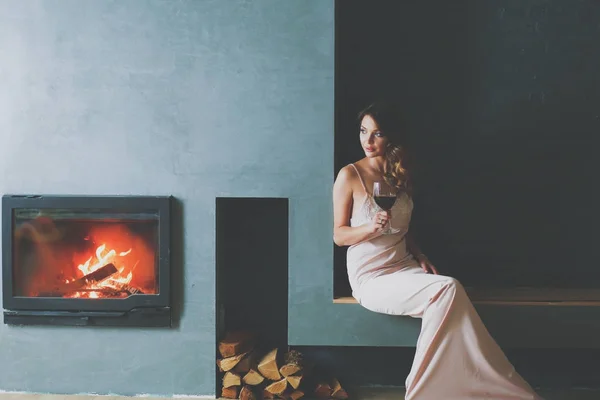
[2,194,172,327]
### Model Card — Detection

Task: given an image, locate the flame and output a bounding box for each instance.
[15,219,157,298]
[68,243,136,298]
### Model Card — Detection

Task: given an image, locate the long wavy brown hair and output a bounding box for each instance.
[358,102,413,195]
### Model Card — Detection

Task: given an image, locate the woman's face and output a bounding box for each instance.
[359,115,389,158]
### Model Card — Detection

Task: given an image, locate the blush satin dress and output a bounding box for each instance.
[345,164,542,400]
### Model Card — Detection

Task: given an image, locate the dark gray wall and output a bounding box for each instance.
[334,0,598,292]
[0,0,333,397]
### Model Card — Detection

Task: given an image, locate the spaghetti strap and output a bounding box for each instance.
[350,163,369,195]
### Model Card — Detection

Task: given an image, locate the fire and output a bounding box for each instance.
[66,243,138,298]
[14,219,158,299]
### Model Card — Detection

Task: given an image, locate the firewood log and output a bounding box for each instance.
[242,369,265,386]
[258,348,281,380]
[286,374,302,390]
[217,351,248,372]
[218,331,255,358]
[279,350,303,377]
[314,382,332,399]
[265,378,288,396]
[221,385,239,399]
[222,371,242,388]
[239,385,257,400]
[331,378,349,399]
[290,389,305,400]
[63,263,118,291]
[280,365,302,378]
[234,350,258,374]
[279,388,305,400]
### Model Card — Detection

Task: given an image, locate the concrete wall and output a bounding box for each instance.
[0,1,333,396]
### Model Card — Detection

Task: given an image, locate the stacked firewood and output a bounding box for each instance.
[217,331,349,400]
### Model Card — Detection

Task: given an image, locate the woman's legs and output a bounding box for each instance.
[354,267,542,400]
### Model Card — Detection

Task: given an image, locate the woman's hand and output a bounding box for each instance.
[369,211,390,234]
[416,253,438,274]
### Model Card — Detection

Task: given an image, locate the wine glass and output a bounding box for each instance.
[373,181,400,234]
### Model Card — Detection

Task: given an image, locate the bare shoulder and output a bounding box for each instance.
[334,164,360,189]
[336,164,355,181]
[333,165,357,220]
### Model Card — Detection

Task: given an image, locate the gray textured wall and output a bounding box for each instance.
[0,0,334,396]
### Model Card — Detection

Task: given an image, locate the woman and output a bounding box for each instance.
[333,102,542,400]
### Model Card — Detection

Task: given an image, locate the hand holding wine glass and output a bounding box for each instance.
[369,210,390,234]
[373,181,399,234]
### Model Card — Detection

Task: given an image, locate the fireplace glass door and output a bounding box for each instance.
[13,208,159,300]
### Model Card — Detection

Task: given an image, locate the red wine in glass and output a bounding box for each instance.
[373,195,396,211]
[373,182,399,234]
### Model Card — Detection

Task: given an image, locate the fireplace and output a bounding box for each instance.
[2,195,172,327]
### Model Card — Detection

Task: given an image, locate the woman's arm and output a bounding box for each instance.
[333,166,388,246]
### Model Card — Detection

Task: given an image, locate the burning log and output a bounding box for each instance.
[64,263,118,291]
[53,263,119,296]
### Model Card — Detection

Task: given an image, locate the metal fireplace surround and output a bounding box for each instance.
[2,195,172,327]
